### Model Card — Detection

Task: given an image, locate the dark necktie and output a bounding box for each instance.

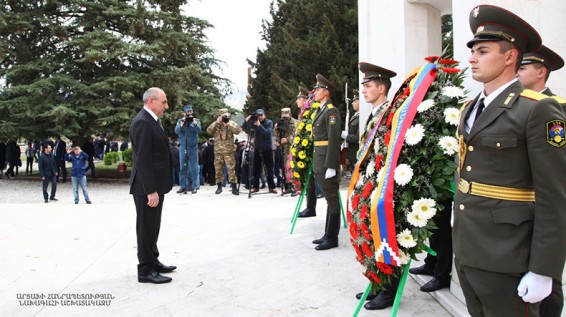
[366,112,374,126]
[473,98,485,123]
[157,119,164,130]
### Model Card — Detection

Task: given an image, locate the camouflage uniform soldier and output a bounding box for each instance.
[277,107,297,194]
[206,108,241,195]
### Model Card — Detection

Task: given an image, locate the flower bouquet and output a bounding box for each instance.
[290,95,320,190]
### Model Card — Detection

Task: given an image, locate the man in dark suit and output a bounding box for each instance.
[310,74,341,251]
[54,135,67,183]
[454,5,566,316]
[38,144,58,203]
[129,87,175,284]
[518,44,565,317]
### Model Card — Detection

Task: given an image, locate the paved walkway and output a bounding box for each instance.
[0,179,455,316]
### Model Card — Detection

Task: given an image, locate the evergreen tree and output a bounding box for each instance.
[245,0,358,120]
[0,0,228,143]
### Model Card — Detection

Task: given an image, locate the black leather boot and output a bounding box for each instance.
[231,183,239,195]
[215,183,222,194]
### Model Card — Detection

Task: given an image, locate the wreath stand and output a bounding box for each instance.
[289,165,347,234]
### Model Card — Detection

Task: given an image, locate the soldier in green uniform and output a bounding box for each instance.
[206,108,242,195]
[310,74,341,251]
[517,44,565,317]
[454,5,566,317]
[341,89,360,170]
[277,107,297,195]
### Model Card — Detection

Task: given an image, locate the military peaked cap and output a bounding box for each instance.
[297,86,309,99]
[359,62,397,84]
[522,45,564,72]
[467,4,541,53]
[314,74,338,91]
[352,89,359,101]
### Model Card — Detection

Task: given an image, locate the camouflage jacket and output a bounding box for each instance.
[207,121,241,153]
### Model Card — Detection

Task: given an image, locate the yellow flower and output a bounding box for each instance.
[298,122,305,130]
[306,124,312,132]
[294,172,300,178]
[301,139,309,146]
[310,113,315,120]
[298,151,306,159]
[297,161,305,169]
[290,161,295,168]
[312,102,320,108]
[291,148,296,156]
[303,110,310,117]
[294,136,301,144]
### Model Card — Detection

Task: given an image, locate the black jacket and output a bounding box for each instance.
[38,152,57,178]
[242,118,273,151]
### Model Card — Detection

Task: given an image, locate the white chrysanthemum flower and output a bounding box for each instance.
[376,168,384,183]
[438,136,459,156]
[411,198,437,220]
[374,138,381,154]
[394,164,413,186]
[397,229,417,248]
[442,85,465,99]
[417,99,435,112]
[405,124,425,146]
[356,172,365,188]
[398,250,410,265]
[407,211,428,227]
[366,160,376,177]
[370,187,379,206]
[443,108,460,126]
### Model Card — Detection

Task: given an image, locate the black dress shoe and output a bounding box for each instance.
[355,291,379,301]
[409,264,434,276]
[364,291,395,310]
[315,239,338,250]
[176,189,185,194]
[191,189,197,194]
[312,235,327,244]
[155,263,177,273]
[50,198,58,201]
[420,277,450,292]
[298,208,316,218]
[138,271,172,284]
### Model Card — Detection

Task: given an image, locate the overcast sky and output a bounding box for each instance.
[182,0,272,95]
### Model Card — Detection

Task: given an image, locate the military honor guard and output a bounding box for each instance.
[517,44,565,317]
[453,5,566,316]
[278,107,298,195]
[340,89,360,171]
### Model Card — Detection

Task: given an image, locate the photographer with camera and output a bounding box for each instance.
[276,108,297,195]
[174,105,201,194]
[206,108,241,195]
[242,108,277,194]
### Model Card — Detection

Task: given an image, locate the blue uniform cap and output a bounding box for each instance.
[184,105,193,111]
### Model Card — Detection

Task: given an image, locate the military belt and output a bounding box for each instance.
[458,179,535,202]
[314,140,329,146]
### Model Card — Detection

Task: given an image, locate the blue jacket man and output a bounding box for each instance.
[174,105,201,194]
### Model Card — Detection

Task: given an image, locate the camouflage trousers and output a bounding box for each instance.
[214,151,237,183]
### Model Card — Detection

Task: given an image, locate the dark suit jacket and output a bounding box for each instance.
[454,81,566,280]
[129,108,173,196]
[312,101,341,174]
[54,140,66,162]
[345,112,360,164]
[38,152,57,178]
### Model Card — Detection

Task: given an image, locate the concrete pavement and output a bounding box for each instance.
[0,179,463,316]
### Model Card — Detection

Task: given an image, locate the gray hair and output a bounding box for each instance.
[142,87,163,105]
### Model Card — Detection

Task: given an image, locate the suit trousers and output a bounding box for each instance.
[252,149,275,190]
[56,159,67,182]
[539,278,564,317]
[424,198,453,282]
[314,172,340,238]
[42,175,57,200]
[133,193,164,275]
[455,257,539,317]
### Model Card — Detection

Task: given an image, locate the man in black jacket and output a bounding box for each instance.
[54,136,67,183]
[38,144,58,203]
[129,87,175,284]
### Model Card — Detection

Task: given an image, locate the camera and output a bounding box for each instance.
[277,117,289,135]
[221,114,230,123]
[185,114,194,123]
[249,113,258,124]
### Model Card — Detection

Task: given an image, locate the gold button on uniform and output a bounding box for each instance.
[459,204,465,211]
[466,166,472,172]
[496,142,501,148]
[468,145,474,151]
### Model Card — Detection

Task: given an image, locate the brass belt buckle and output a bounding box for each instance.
[460,179,470,193]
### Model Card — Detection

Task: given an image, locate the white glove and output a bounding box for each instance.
[341,131,347,139]
[517,271,552,303]
[325,168,336,179]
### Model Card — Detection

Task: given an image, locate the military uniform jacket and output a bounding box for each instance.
[453,80,566,280]
[207,121,241,154]
[312,101,341,174]
[345,112,360,163]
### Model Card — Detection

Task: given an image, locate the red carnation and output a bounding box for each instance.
[360,204,369,221]
[349,222,360,239]
[438,58,458,65]
[386,111,395,127]
[366,271,382,285]
[352,194,360,210]
[362,182,374,199]
[361,223,372,241]
[425,55,439,62]
[375,154,383,171]
[441,67,461,74]
[361,242,374,258]
[384,130,391,146]
[353,245,364,262]
[346,210,352,223]
[377,262,394,275]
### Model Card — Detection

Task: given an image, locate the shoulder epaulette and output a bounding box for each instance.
[327,104,334,109]
[520,89,566,104]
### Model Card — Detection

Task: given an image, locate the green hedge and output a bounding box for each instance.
[123,148,133,166]
[104,152,120,165]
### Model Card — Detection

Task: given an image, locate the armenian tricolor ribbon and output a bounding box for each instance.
[371,62,438,266]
